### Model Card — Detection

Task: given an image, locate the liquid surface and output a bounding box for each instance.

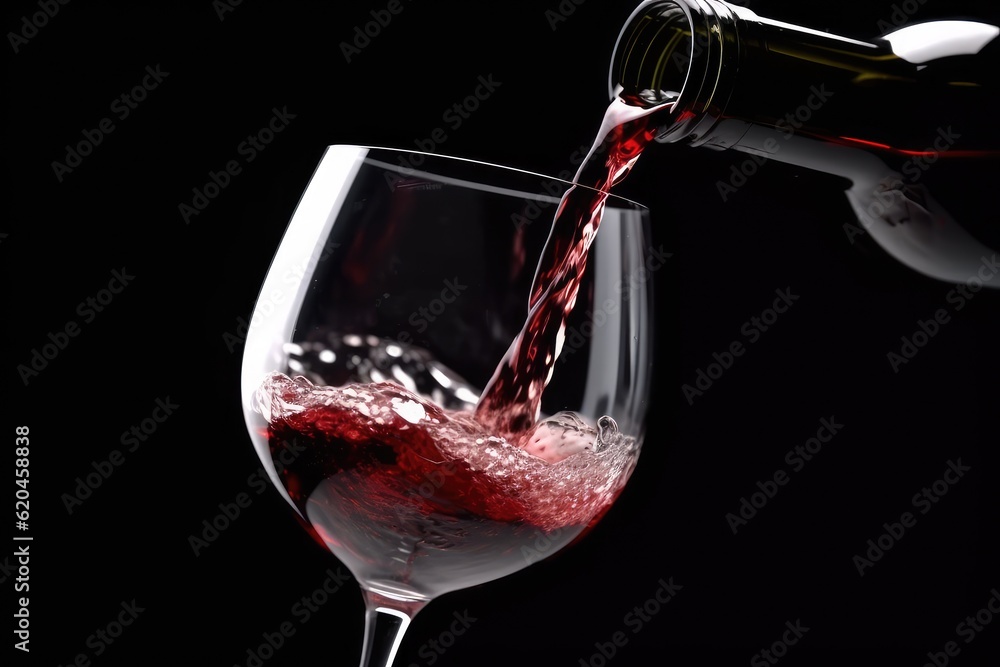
[256,370,636,597]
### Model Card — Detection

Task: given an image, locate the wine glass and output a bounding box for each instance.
[240,145,655,667]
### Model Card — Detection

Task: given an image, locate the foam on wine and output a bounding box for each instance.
[258,372,636,528]
[256,371,637,596]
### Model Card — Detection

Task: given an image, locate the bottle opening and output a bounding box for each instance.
[611,1,693,108]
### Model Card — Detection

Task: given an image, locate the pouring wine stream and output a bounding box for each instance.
[474,96,672,438]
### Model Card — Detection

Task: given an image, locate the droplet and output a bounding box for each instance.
[595,415,619,452]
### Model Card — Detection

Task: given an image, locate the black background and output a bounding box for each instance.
[5,1,1000,666]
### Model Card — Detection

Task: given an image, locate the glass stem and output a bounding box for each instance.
[358,589,426,667]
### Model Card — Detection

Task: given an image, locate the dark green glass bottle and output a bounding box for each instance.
[611,0,1000,285]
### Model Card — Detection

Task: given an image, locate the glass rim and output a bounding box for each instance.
[329,143,649,210]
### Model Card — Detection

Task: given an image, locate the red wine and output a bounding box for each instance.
[258,372,635,599]
[475,98,664,435]
[254,95,667,599]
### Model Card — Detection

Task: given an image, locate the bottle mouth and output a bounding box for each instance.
[610,1,694,109]
[610,0,743,146]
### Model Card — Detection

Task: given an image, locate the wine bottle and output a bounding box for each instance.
[611,0,1000,286]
